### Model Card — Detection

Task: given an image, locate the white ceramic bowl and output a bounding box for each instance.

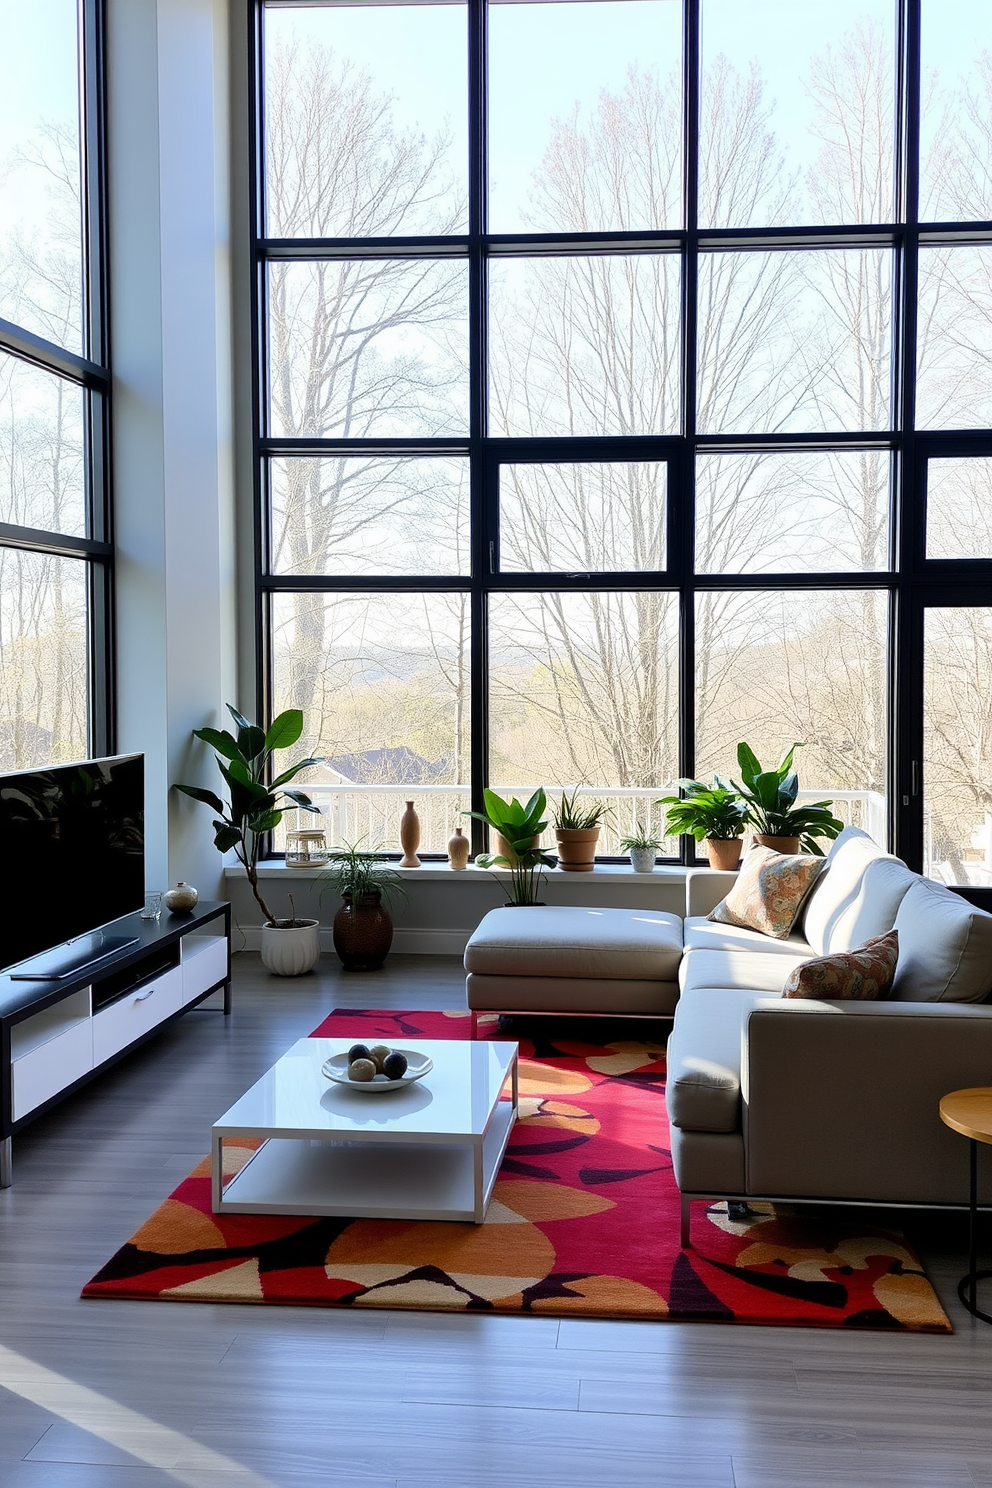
[321,1048,433,1093]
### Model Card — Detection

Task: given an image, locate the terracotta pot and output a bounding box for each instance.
[399,800,422,868]
[260,918,320,976]
[753,834,802,855]
[706,837,744,871]
[332,892,393,971]
[494,831,539,865]
[554,826,600,872]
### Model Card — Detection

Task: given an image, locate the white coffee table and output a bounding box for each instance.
[211,1037,519,1223]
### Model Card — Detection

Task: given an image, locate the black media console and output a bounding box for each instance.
[0,901,231,1187]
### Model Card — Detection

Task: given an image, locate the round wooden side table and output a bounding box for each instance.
[939,1087,992,1323]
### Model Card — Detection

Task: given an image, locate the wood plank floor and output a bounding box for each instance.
[1,952,991,1487]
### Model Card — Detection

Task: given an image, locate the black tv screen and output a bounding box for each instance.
[0,754,144,974]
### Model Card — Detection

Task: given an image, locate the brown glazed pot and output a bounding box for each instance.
[705,837,744,871]
[332,892,393,971]
[753,834,802,855]
[554,826,601,872]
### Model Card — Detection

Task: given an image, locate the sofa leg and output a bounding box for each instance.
[680,1194,691,1249]
[470,1010,479,1040]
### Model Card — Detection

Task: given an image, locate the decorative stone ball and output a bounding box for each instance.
[383,1051,408,1080]
[164,881,198,914]
[348,1058,377,1082]
[348,1043,371,1064]
[369,1044,392,1072]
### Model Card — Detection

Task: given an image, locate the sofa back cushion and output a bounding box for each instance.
[818,856,918,955]
[802,827,886,954]
[892,880,992,1004]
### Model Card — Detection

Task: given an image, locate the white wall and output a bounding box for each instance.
[108,0,236,900]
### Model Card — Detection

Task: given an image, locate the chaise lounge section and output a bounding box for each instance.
[464,827,992,1234]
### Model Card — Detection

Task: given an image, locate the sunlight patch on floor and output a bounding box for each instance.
[0,1344,276,1487]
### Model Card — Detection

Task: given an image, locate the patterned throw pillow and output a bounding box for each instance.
[782,930,899,1001]
[708,845,826,940]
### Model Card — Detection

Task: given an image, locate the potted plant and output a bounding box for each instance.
[553,787,606,872]
[619,824,662,873]
[319,840,405,972]
[733,742,844,856]
[656,777,748,870]
[464,789,556,906]
[175,705,325,975]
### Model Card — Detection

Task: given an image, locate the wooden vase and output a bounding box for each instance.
[332,892,393,971]
[447,826,470,869]
[399,800,421,867]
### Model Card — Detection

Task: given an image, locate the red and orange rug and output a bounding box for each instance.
[82,1010,950,1330]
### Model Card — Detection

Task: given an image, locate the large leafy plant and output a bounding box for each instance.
[733,742,843,855]
[175,706,323,926]
[656,777,747,842]
[464,788,556,906]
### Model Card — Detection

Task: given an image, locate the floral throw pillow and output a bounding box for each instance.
[708,845,825,940]
[782,930,899,1001]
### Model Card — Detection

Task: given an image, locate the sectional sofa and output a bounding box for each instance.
[464,827,992,1236]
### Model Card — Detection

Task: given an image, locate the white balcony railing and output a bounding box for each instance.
[281,784,888,858]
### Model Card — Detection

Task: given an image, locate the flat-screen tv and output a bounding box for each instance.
[0,754,144,978]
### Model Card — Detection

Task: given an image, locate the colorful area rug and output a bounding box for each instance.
[83,1010,950,1330]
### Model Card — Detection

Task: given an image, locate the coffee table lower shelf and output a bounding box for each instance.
[213,1099,515,1223]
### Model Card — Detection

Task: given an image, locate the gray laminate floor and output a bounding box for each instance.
[1,952,991,1487]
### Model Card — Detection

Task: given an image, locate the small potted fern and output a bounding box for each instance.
[553,788,606,872]
[619,823,662,873]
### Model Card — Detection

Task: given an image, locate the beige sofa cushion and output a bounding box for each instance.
[802,831,916,956]
[892,880,992,1004]
[668,988,771,1133]
[679,947,810,995]
[463,905,683,981]
[683,916,811,957]
[802,828,885,954]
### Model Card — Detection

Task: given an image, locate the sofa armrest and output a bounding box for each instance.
[685,869,737,919]
[743,999,992,1204]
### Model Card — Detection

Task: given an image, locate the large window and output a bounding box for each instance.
[253,0,992,883]
[0,0,111,771]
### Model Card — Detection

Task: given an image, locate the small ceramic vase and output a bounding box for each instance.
[163,881,198,914]
[447,826,470,869]
[629,847,656,874]
[399,800,422,868]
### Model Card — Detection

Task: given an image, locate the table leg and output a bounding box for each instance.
[0,1137,11,1189]
[970,1138,978,1316]
[211,1133,223,1213]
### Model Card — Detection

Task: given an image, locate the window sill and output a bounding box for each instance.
[225,862,698,885]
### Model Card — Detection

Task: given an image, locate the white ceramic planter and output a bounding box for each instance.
[260,919,321,976]
[629,847,657,874]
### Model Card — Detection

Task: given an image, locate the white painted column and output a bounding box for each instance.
[107,0,236,898]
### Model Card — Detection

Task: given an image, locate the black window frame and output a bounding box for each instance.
[0,0,114,763]
[250,0,992,884]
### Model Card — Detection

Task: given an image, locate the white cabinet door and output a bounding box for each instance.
[11,1020,93,1121]
[181,936,228,1005]
[92,967,183,1066]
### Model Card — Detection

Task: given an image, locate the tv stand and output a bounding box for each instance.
[0,901,230,1188]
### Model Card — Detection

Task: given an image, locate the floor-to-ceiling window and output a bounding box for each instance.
[252,0,992,887]
[0,0,112,772]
